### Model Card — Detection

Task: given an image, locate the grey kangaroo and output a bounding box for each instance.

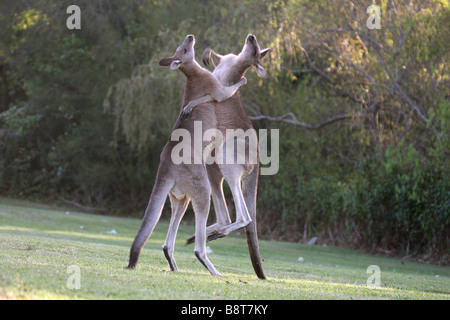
[127,35,246,276]
[186,34,269,280]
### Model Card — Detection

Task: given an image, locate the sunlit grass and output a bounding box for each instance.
[0,198,449,300]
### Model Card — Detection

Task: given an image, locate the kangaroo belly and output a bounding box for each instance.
[170,186,186,200]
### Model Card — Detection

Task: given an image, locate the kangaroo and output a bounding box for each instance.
[127,35,246,277]
[185,34,269,280]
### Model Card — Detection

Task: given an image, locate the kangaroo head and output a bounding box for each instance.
[159,34,195,70]
[240,34,270,78]
[203,34,269,81]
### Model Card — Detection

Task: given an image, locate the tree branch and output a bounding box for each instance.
[246,107,366,131]
[280,66,313,74]
[426,64,444,99]
[56,195,104,212]
[343,2,444,146]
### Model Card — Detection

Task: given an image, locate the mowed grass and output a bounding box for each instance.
[0,198,448,300]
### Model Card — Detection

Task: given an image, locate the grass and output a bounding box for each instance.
[0,198,449,300]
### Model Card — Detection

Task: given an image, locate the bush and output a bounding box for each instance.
[257,141,449,264]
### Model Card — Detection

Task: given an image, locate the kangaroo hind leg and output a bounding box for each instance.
[186,166,231,245]
[208,165,252,242]
[191,190,221,277]
[128,176,173,269]
[163,192,190,271]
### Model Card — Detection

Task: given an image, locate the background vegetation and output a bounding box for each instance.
[0,0,448,264]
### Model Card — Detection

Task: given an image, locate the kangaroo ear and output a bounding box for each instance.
[202,48,212,66]
[169,59,182,70]
[202,48,222,67]
[260,48,270,59]
[159,57,174,67]
[210,51,222,67]
[254,62,268,78]
[159,56,182,69]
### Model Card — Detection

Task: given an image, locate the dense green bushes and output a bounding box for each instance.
[258,141,449,263]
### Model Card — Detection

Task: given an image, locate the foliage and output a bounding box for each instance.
[268,142,449,264]
[0,0,448,263]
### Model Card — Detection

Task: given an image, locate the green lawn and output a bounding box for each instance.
[0,198,448,300]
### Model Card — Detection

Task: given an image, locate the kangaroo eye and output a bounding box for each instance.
[183,48,187,54]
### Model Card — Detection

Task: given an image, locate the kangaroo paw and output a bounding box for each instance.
[180,110,189,120]
[180,105,194,120]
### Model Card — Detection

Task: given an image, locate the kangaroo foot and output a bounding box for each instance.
[207,230,226,242]
[186,229,223,245]
[185,235,195,246]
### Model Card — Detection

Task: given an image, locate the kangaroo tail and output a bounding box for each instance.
[242,163,266,280]
[128,176,172,269]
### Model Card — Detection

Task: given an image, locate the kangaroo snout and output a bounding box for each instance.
[183,34,195,46]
